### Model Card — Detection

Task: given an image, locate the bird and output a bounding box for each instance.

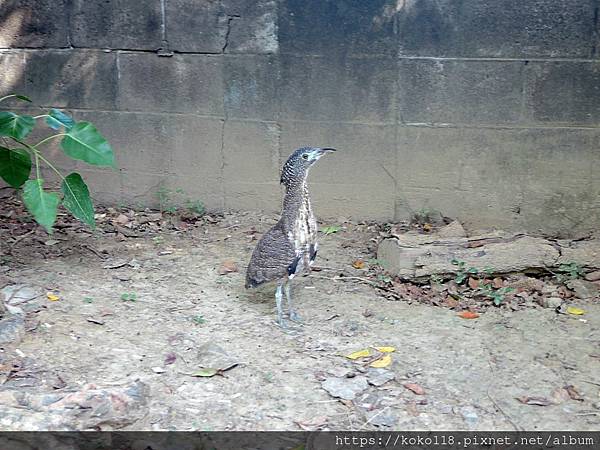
[245,146,336,328]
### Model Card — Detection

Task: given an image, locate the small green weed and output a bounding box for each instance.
[554,262,584,284]
[120,292,137,302]
[320,225,341,235]
[190,315,206,325]
[451,259,478,284]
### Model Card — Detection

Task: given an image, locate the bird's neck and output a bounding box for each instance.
[281,178,312,229]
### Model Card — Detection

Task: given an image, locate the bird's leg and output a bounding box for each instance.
[275,283,286,328]
[284,280,302,323]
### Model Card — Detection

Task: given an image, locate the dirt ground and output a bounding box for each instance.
[1,196,600,431]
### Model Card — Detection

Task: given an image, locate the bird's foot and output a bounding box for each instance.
[288,310,303,324]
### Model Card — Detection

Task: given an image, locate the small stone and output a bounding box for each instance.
[364,409,398,427]
[326,367,352,378]
[460,406,479,426]
[321,376,368,400]
[0,315,25,345]
[540,297,563,309]
[567,279,599,300]
[585,270,600,282]
[366,368,395,387]
[151,367,166,374]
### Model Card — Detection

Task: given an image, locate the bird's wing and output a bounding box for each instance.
[245,224,297,288]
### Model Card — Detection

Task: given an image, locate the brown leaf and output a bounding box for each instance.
[422,223,432,232]
[492,277,504,289]
[468,277,479,289]
[403,383,426,395]
[352,259,366,269]
[442,296,459,309]
[218,260,238,275]
[516,396,553,406]
[565,385,584,401]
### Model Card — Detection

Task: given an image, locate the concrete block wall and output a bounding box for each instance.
[1,0,599,237]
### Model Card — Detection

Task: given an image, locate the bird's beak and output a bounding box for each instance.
[310,147,336,161]
[320,147,336,154]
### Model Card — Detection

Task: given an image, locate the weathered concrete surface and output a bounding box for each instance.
[71,0,162,50]
[0,0,69,48]
[398,60,524,125]
[397,0,599,58]
[1,0,600,236]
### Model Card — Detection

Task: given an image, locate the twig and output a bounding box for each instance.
[11,229,35,246]
[486,387,522,431]
[581,379,600,387]
[81,244,106,259]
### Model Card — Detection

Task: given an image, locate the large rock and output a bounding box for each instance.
[377,221,600,280]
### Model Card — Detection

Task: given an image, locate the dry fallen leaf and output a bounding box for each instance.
[516,396,553,406]
[422,223,432,232]
[403,383,426,395]
[369,354,392,368]
[468,277,479,289]
[567,306,585,316]
[565,385,584,401]
[218,260,238,275]
[346,349,371,360]
[374,346,396,353]
[550,386,571,405]
[46,293,60,302]
[352,259,366,269]
[492,277,504,289]
[458,311,479,319]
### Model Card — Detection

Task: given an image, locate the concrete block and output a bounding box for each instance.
[223,0,279,54]
[278,0,397,56]
[117,53,224,115]
[225,181,282,212]
[526,62,600,126]
[223,120,280,184]
[73,111,171,175]
[278,55,397,123]
[166,0,227,53]
[169,116,224,210]
[4,51,118,109]
[396,126,600,236]
[280,121,396,220]
[398,59,524,125]
[120,169,164,207]
[77,168,123,206]
[0,0,69,48]
[224,55,279,120]
[71,0,162,50]
[397,0,598,58]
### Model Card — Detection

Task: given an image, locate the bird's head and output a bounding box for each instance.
[280,147,336,186]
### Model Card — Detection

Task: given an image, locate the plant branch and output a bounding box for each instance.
[34,133,67,148]
[13,138,65,181]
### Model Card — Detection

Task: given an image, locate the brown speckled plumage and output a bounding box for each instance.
[245,147,336,327]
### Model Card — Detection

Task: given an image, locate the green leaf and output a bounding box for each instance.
[320,225,341,235]
[191,368,219,377]
[46,109,75,131]
[61,122,115,167]
[22,179,60,233]
[61,172,95,228]
[0,147,31,188]
[0,112,35,140]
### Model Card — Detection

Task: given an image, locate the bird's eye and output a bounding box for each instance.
[302,154,309,160]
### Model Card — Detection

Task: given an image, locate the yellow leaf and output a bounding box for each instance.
[346,349,371,360]
[567,306,586,316]
[369,354,392,368]
[46,293,60,302]
[374,346,396,353]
